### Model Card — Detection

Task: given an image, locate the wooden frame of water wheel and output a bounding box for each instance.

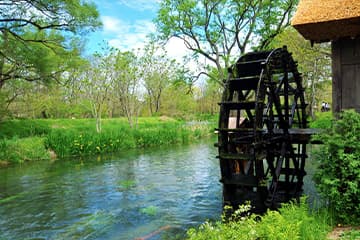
[217,46,312,212]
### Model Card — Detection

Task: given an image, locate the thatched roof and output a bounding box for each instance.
[292,0,360,42]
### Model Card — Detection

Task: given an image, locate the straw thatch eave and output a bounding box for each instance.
[292,0,360,42]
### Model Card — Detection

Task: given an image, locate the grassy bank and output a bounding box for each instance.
[187,199,332,240]
[0,117,216,164]
[309,111,333,129]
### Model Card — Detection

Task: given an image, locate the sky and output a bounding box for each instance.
[85,0,189,61]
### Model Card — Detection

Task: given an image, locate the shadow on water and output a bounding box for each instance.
[0,141,321,240]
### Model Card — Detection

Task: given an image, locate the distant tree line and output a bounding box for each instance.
[0,0,331,126]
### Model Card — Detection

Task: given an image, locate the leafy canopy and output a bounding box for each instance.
[0,0,101,87]
[155,0,298,84]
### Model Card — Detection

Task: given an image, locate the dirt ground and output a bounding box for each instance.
[327,226,360,239]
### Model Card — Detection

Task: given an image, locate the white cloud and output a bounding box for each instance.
[104,18,156,51]
[101,16,130,34]
[165,37,189,60]
[165,37,209,73]
[98,15,207,82]
[116,0,160,11]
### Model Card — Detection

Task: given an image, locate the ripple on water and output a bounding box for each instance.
[0,141,223,240]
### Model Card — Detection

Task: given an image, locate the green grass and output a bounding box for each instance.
[309,111,334,129]
[0,137,50,163]
[0,117,215,163]
[187,199,332,240]
[0,119,51,139]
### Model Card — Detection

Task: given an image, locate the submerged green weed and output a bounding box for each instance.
[54,211,116,240]
[140,206,158,216]
[118,180,136,190]
[0,195,21,204]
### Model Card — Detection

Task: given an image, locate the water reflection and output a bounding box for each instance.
[0,141,222,240]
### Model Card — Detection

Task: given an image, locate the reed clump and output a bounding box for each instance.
[0,117,215,163]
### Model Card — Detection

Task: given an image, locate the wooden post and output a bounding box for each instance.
[331,40,342,114]
[331,37,360,114]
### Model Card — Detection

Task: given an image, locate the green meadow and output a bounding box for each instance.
[0,117,215,165]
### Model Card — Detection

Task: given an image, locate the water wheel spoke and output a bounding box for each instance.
[218,47,311,212]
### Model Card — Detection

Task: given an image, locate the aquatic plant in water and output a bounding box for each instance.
[140,206,158,216]
[53,211,116,240]
[118,180,136,190]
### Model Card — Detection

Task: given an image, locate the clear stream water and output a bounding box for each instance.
[0,140,319,240]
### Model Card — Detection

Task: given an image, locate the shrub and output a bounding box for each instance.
[45,128,136,157]
[313,110,360,224]
[186,198,330,240]
[309,112,333,129]
[0,137,50,163]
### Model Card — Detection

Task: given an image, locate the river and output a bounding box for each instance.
[0,141,319,240]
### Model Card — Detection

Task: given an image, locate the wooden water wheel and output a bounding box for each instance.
[217,47,313,212]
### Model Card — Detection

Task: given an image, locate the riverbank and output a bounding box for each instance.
[187,198,332,240]
[0,116,216,165]
[186,199,360,240]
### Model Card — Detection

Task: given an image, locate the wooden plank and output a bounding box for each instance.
[220,174,259,187]
[336,37,360,112]
[332,40,342,114]
[342,64,356,108]
[228,76,259,90]
[356,64,360,112]
[340,37,360,65]
[218,101,257,110]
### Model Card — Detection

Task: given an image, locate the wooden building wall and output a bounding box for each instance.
[332,37,360,113]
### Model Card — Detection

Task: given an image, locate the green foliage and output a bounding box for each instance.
[155,0,297,85]
[0,0,101,88]
[46,120,211,157]
[187,199,330,240]
[314,110,360,224]
[309,112,334,129]
[270,28,331,119]
[0,118,213,162]
[0,137,50,163]
[0,119,51,138]
[46,127,136,157]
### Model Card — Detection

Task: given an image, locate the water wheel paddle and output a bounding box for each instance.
[217,46,312,212]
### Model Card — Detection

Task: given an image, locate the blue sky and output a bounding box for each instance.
[86,0,160,54]
[85,0,200,75]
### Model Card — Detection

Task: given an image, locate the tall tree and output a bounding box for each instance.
[0,0,101,89]
[141,42,177,115]
[270,28,331,119]
[155,0,298,85]
[113,51,142,128]
[196,68,223,115]
[74,53,114,133]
